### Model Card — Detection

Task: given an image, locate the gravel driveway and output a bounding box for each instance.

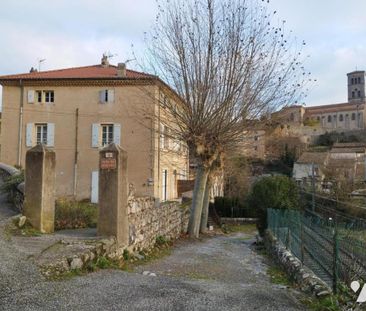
[0,178,307,310]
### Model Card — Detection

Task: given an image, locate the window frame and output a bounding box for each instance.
[101,124,114,147]
[35,123,48,145]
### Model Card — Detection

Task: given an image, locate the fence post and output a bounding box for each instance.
[332,216,339,294]
[300,211,305,263]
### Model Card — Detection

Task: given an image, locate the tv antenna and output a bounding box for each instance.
[38,58,46,71]
[104,52,118,60]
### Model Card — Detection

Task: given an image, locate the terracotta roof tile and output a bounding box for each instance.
[0,65,155,81]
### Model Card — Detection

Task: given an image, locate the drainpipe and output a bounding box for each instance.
[73,108,79,197]
[17,79,24,167]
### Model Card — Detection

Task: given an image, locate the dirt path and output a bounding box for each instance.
[0,179,307,310]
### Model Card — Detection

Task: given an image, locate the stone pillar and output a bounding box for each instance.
[24,144,56,233]
[97,144,129,246]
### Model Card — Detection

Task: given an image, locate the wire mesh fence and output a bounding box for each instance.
[267,197,366,292]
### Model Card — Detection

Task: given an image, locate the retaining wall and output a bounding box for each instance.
[265,230,331,297]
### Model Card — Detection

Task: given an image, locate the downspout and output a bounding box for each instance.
[73,108,79,197]
[17,79,24,167]
[157,90,161,201]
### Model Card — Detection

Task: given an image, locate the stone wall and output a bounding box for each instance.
[265,230,331,297]
[128,197,190,252]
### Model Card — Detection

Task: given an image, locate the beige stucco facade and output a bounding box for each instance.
[0,69,189,202]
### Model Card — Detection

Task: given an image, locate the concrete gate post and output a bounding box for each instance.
[24,144,56,233]
[97,143,129,246]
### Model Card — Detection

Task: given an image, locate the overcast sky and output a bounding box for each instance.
[0,0,365,109]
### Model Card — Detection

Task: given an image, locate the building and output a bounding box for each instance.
[0,55,189,202]
[272,71,366,131]
[293,152,329,187]
[293,143,366,192]
[241,129,266,159]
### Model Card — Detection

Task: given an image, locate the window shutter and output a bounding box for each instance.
[99,90,106,103]
[113,123,121,145]
[27,90,35,103]
[47,123,55,147]
[26,123,34,147]
[92,124,100,147]
[108,90,115,103]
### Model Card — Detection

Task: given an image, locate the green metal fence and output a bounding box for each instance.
[267,207,366,292]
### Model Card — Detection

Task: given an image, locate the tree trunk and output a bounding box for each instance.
[200,178,211,234]
[188,164,209,238]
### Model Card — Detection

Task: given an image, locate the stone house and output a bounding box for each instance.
[293,151,329,189]
[328,142,366,184]
[0,56,189,202]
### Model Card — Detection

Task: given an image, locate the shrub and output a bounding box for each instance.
[1,171,24,196]
[247,175,299,236]
[155,235,169,246]
[55,199,98,230]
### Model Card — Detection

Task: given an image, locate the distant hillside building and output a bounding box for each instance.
[272,71,366,131]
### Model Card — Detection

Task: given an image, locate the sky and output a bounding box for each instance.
[0,0,365,109]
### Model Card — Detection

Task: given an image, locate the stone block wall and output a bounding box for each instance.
[128,197,190,252]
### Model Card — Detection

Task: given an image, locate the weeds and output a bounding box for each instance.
[55,199,97,230]
[221,224,257,234]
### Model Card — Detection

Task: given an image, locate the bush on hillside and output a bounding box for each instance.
[247,175,299,236]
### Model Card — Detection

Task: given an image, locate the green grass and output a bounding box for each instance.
[267,266,292,286]
[302,296,340,311]
[221,223,257,234]
[4,218,42,238]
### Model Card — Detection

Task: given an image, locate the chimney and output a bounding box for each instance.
[117,63,127,78]
[101,54,109,67]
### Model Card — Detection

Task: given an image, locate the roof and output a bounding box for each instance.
[327,158,356,169]
[296,152,329,165]
[0,64,155,81]
[331,142,366,154]
[305,102,365,114]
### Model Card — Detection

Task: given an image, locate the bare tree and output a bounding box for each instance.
[141,0,310,237]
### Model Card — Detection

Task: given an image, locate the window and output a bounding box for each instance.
[36,91,42,103]
[99,89,115,103]
[358,77,361,84]
[101,124,114,146]
[327,115,331,123]
[358,90,361,97]
[317,116,320,121]
[160,124,170,149]
[254,136,258,141]
[26,123,55,147]
[351,78,354,85]
[27,89,55,104]
[44,91,54,103]
[339,114,343,122]
[36,124,48,144]
[91,123,121,148]
[352,91,355,98]
[352,113,356,120]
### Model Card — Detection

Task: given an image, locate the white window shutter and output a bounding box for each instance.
[91,171,99,203]
[92,124,100,147]
[47,123,55,147]
[113,123,121,145]
[26,123,34,147]
[27,90,35,103]
[108,90,115,103]
[99,90,106,103]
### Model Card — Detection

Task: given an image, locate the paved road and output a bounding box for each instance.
[0,179,306,311]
